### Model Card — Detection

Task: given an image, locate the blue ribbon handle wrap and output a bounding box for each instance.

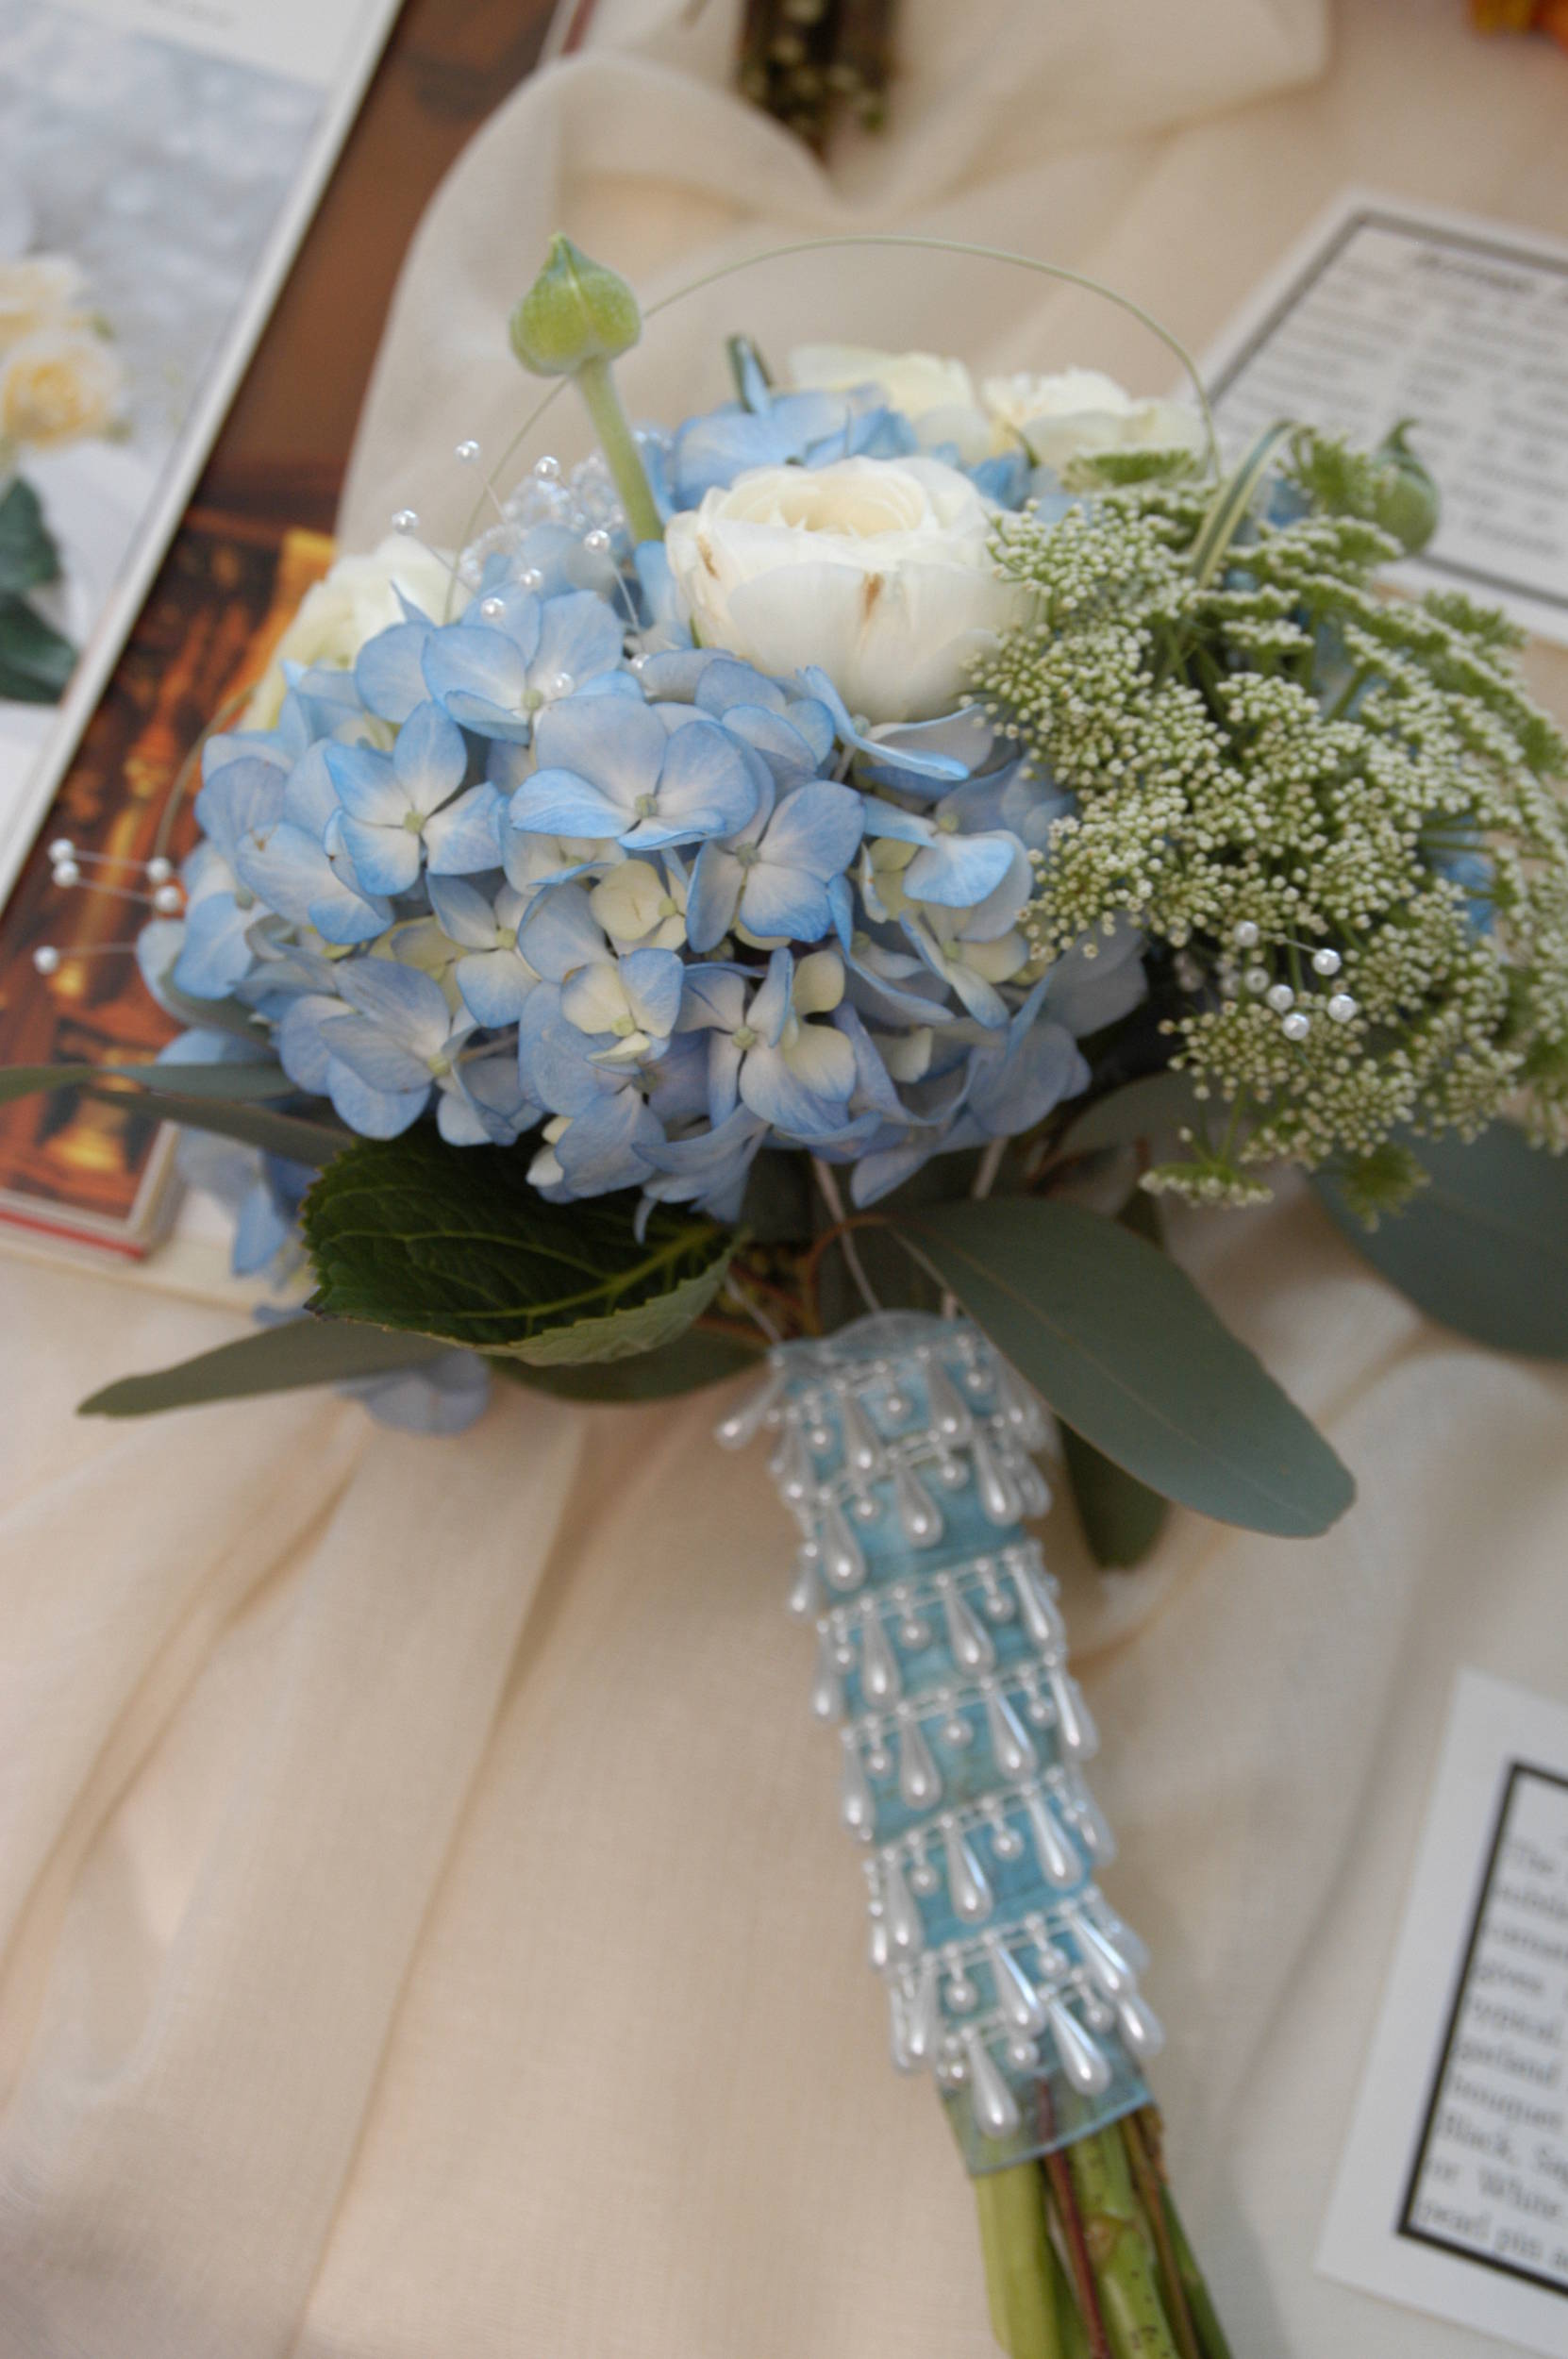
[718,1309,1160,2174]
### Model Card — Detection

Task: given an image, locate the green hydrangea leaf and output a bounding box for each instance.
[302,1128,736,1364]
[1313,1124,1568,1358]
[496,1325,764,1402]
[890,1196,1354,1537]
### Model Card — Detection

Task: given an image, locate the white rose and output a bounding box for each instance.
[0,256,87,353]
[982,367,1205,471]
[0,324,122,449]
[663,455,1029,726]
[788,343,992,464]
[245,536,463,728]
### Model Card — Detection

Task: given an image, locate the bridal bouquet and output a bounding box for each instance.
[12,232,1568,2355]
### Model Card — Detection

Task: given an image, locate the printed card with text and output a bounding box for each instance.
[1319,1671,1568,2357]
[1202,191,1568,652]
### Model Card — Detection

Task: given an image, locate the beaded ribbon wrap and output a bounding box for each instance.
[719,1311,1161,2174]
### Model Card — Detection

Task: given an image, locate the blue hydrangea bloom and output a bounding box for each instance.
[146,381,1156,1241]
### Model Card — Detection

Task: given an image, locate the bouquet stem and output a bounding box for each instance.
[977,2112,1228,2359]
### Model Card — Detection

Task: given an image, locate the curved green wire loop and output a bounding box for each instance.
[446,232,1218,616]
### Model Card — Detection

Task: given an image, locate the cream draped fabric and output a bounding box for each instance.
[5,5,1568,2354]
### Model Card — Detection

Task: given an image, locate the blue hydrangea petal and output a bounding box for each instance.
[425,873,497,949]
[325,1057,430,1139]
[619,945,684,1040]
[336,958,452,1053]
[509,768,628,840]
[454,947,536,1029]
[281,743,344,840]
[746,949,793,1045]
[277,994,342,1094]
[903,831,1019,910]
[677,963,749,1034]
[533,591,625,688]
[234,823,390,946]
[533,691,666,807]
[326,743,406,827]
[736,861,833,944]
[422,627,530,737]
[555,1087,663,1193]
[425,782,504,874]
[320,1014,433,1096]
[632,716,761,845]
[356,621,434,724]
[332,812,424,897]
[682,844,742,954]
[693,658,787,719]
[194,756,287,866]
[459,583,542,661]
[515,882,608,983]
[760,779,865,880]
[394,699,469,815]
[739,1042,847,1140]
[173,894,257,999]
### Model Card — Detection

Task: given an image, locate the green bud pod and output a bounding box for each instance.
[509,235,642,378]
[1371,420,1440,556]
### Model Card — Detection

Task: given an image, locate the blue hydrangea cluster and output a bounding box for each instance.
[144,380,1146,1226]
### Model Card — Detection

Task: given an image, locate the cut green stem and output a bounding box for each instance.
[574,354,663,545]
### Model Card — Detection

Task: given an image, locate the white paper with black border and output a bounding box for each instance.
[1318,1669,1568,2357]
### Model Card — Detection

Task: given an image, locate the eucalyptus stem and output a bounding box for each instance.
[574,355,663,545]
[1066,2128,1183,2359]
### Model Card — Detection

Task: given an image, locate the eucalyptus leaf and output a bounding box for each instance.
[497,1324,764,1402]
[79,1316,449,1418]
[1314,1125,1568,1359]
[891,1196,1354,1537]
[303,1128,736,1364]
[0,1059,347,1165]
[0,1059,296,1105]
[1059,1070,1202,1157]
[1060,1426,1169,1568]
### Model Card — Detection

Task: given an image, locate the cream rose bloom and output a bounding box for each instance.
[982,367,1205,471]
[246,537,463,728]
[0,256,87,353]
[664,455,1029,726]
[0,325,123,450]
[788,343,992,464]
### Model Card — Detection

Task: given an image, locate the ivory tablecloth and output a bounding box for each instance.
[5,4,1568,2353]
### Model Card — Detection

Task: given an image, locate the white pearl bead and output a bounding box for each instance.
[1265,981,1294,1013]
[32,945,59,975]
[1327,992,1358,1024]
[1243,965,1270,995]
[48,836,75,861]
[583,527,611,555]
[152,883,184,914]
[1233,918,1260,949]
[519,566,544,592]
[533,455,561,481]
[144,854,173,885]
[1281,1010,1310,1042]
[455,438,481,462]
[479,595,505,620]
[391,507,419,534]
[1310,945,1342,977]
[548,671,575,698]
[53,860,80,887]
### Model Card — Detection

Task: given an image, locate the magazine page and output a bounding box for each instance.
[0,0,400,911]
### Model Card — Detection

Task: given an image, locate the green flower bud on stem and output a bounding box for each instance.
[509,235,663,546]
[1371,419,1440,556]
